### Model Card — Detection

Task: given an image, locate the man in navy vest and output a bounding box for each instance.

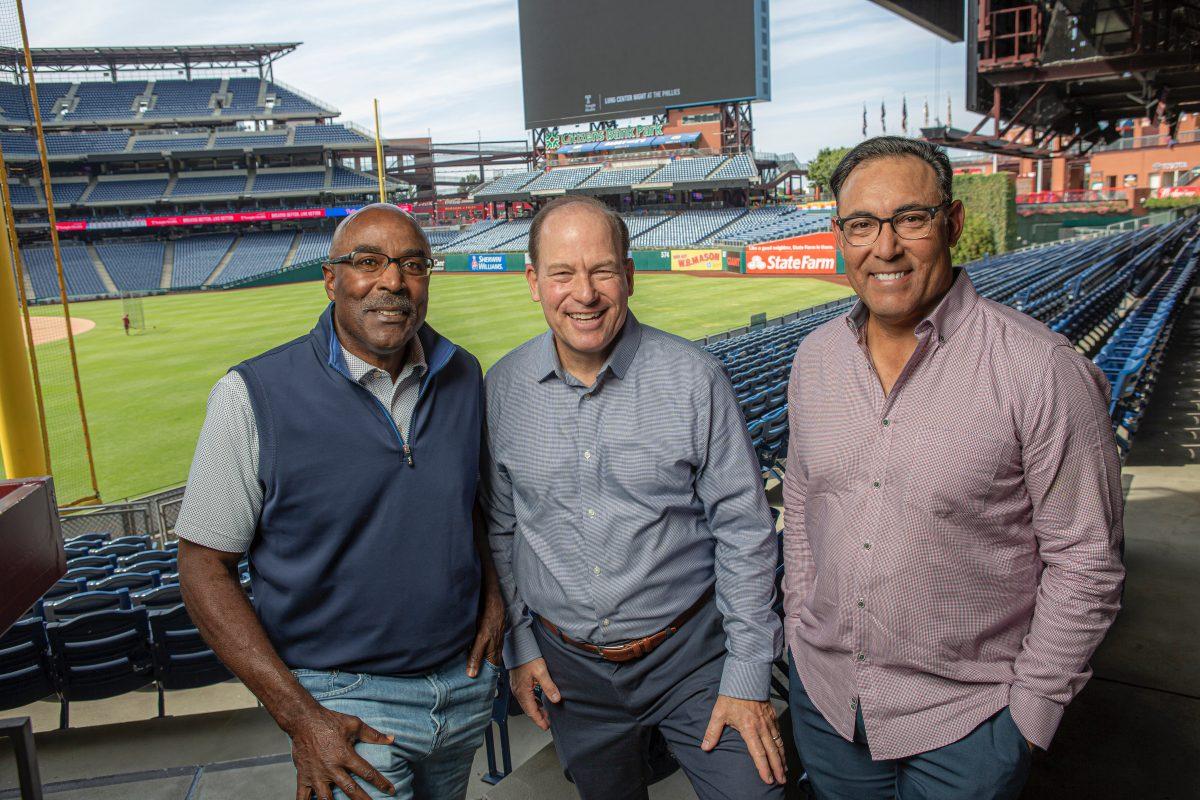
[176,204,503,800]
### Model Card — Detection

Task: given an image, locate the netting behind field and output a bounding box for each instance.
[0,0,100,504]
[122,294,146,331]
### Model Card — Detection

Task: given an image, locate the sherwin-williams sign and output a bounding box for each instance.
[744,232,838,275]
[670,249,724,271]
[468,254,506,272]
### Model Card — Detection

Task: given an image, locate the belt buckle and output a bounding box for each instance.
[596,640,640,662]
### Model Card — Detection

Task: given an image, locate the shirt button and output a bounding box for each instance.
[863,542,872,550]
[850,699,858,710]
[593,566,602,575]
[938,335,946,344]
[882,419,889,426]
[584,450,592,460]
[587,508,596,518]
[602,618,610,627]
[856,653,866,662]
[872,481,880,489]
[857,599,865,608]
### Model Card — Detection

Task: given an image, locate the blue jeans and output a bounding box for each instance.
[293,653,499,800]
[788,662,1030,800]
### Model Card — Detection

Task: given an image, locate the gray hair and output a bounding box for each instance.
[528,195,629,267]
[829,136,953,205]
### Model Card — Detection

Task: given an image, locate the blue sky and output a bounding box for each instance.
[26,0,984,161]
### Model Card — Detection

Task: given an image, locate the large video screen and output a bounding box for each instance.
[518,0,771,129]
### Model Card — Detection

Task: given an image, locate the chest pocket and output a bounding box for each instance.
[896,424,1005,518]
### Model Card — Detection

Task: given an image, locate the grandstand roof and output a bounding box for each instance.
[0,43,300,74]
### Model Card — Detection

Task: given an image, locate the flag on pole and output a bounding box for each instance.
[902,95,908,135]
[862,104,868,137]
[881,100,887,134]
[947,94,953,127]
[923,97,930,127]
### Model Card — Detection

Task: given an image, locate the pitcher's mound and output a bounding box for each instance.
[29,315,96,345]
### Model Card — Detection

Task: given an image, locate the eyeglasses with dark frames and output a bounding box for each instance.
[833,203,950,247]
[325,250,434,277]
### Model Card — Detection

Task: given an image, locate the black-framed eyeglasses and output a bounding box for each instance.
[833,203,950,246]
[325,249,434,277]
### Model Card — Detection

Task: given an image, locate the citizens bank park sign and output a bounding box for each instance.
[545,124,666,149]
[744,232,838,275]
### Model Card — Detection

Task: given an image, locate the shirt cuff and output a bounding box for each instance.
[502,618,543,669]
[1009,685,1065,750]
[719,658,772,701]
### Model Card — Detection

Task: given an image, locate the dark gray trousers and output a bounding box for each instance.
[532,598,785,800]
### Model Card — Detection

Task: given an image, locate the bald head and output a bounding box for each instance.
[329,203,429,258]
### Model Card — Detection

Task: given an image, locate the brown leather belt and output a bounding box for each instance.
[540,586,715,663]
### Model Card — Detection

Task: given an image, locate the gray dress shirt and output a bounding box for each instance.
[176,337,427,553]
[483,313,781,700]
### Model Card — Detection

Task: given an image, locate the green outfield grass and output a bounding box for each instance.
[15,273,853,502]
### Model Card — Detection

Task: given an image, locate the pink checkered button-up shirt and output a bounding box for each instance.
[782,269,1124,760]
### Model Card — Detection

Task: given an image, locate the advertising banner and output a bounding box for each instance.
[744,232,838,275]
[468,254,507,272]
[670,249,724,271]
[631,250,671,272]
[1157,186,1200,198]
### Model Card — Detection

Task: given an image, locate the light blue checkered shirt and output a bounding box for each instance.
[483,313,781,700]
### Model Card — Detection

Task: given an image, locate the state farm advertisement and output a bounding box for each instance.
[744,232,837,275]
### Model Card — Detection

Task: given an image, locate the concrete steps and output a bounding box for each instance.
[203,234,241,286]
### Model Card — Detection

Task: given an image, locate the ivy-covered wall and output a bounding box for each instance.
[953,172,1017,253]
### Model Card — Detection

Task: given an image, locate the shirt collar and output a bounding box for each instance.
[536,311,643,385]
[338,332,428,385]
[845,268,978,344]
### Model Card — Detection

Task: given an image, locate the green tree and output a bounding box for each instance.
[951,213,997,264]
[806,146,852,197]
[458,174,483,194]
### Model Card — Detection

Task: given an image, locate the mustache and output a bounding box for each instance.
[362,295,416,314]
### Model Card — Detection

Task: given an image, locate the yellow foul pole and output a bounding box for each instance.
[373,98,387,202]
[0,189,47,478]
[16,0,100,501]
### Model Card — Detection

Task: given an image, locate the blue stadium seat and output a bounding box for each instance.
[118,559,176,576]
[132,584,183,611]
[0,618,57,713]
[63,566,113,582]
[482,666,514,785]
[43,589,133,623]
[90,572,160,594]
[148,603,232,717]
[94,542,147,559]
[46,607,154,728]
[66,555,117,571]
[118,550,174,569]
[41,578,88,603]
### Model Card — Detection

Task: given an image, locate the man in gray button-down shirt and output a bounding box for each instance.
[483,196,784,799]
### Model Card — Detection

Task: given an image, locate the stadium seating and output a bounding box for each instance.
[330,166,378,190]
[292,123,371,145]
[251,168,325,194]
[292,229,333,264]
[706,219,1200,473]
[171,233,235,288]
[0,618,57,712]
[170,172,248,197]
[473,170,540,199]
[709,154,757,181]
[6,182,38,206]
[47,607,155,728]
[522,166,601,193]
[642,156,726,184]
[631,208,745,248]
[576,166,657,191]
[59,82,144,119]
[216,230,296,283]
[88,177,170,204]
[131,135,209,152]
[45,180,90,205]
[213,131,289,149]
[95,240,166,292]
[43,589,133,623]
[23,244,107,299]
[148,603,233,716]
[144,78,221,118]
[47,131,132,155]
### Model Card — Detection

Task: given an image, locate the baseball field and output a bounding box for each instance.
[20,272,854,502]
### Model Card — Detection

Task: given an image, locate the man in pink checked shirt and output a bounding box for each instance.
[782,137,1124,800]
